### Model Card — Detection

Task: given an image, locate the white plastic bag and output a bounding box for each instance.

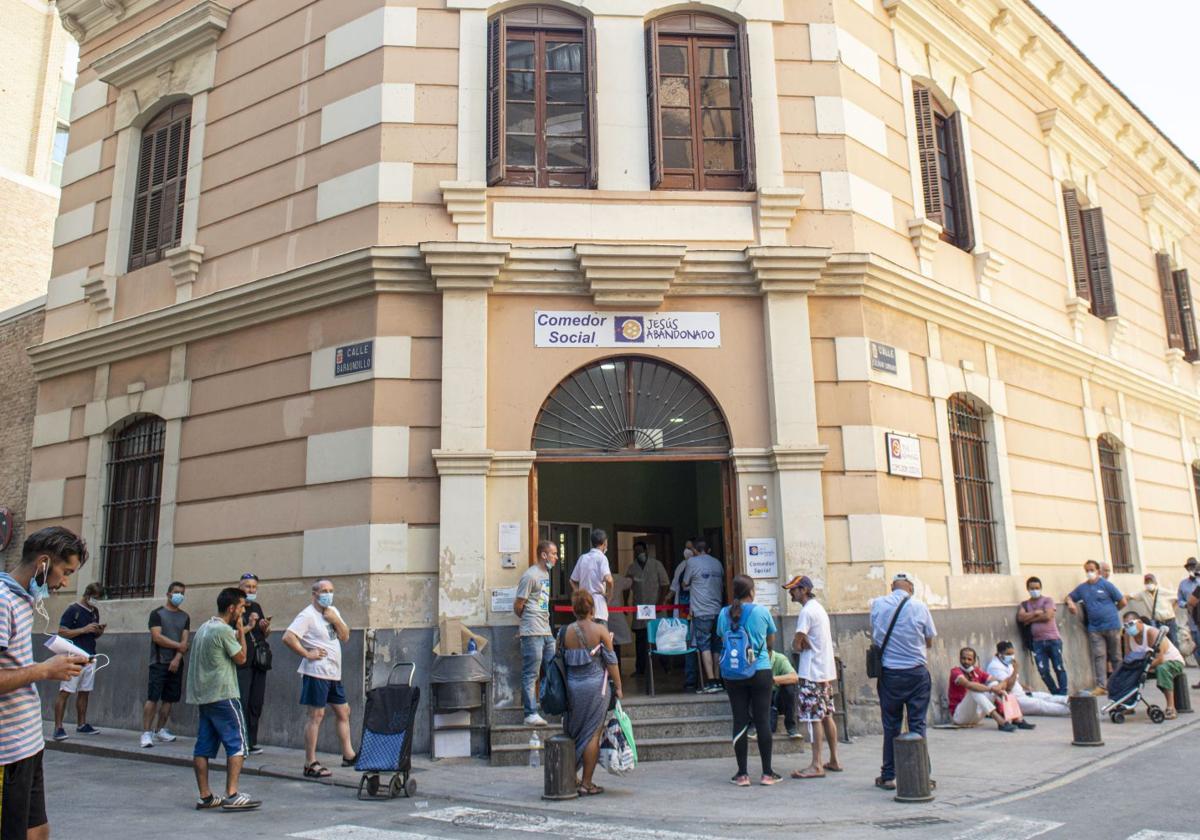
[598,717,635,775]
[655,618,688,653]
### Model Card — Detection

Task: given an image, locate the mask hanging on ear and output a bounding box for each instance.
[30,562,52,633]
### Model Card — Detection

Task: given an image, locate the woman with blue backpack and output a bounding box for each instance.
[717,574,781,786]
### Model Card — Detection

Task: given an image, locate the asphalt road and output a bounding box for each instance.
[38,728,1200,840]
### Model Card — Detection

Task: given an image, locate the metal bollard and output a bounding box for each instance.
[893,733,933,803]
[542,734,578,800]
[1174,672,1194,714]
[1069,692,1104,746]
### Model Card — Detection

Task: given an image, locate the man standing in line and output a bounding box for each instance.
[785,575,842,778]
[570,529,613,626]
[1016,576,1068,696]
[515,540,558,726]
[189,587,261,811]
[682,539,724,694]
[1178,558,1200,684]
[236,573,270,755]
[1066,560,1126,694]
[625,540,668,677]
[142,581,190,748]
[52,582,105,740]
[869,573,936,791]
[1,527,89,840]
[668,543,696,687]
[283,579,355,779]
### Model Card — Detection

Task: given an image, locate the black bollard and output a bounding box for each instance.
[1174,672,1194,714]
[1069,693,1104,745]
[542,734,578,800]
[893,733,933,803]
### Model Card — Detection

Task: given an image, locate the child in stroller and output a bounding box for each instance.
[1102,612,1185,724]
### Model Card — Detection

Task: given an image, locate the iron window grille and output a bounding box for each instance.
[1098,435,1133,573]
[101,416,166,598]
[533,357,729,456]
[947,396,998,574]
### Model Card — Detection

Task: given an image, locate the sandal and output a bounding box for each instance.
[823,763,844,772]
[791,768,826,779]
[578,783,605,795]
[303,761,332,779]
[874,776,896,790]
[730,774,751,787]
[1165,709,1178,720]
[341,754,358,767]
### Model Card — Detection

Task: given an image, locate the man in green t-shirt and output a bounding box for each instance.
[769,650,800,739]
[186,587,261,812]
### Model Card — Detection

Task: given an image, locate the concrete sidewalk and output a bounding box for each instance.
[44,702,1200,827]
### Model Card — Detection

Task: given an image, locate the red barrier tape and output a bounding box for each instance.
[552,604,688,615]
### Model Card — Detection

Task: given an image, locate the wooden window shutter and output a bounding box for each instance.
[1156,252,1184,349]
[1061,187,1091,303]
[912,85,942,224]
[1174,267,1198,360]
[645,21,662,189]
[1081,206,1117,318]
[736,28,756,192]
[586,22,598,189]
[945,112,974,252]
[485,15,506,186]
[128,132,156,270]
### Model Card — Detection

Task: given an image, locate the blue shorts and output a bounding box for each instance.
[300,674,347,707]
[194,699,247,759]
[691,616,716,652]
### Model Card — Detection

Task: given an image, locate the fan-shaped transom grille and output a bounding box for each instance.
[533,357,730,455]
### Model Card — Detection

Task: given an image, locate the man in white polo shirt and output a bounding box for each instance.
[785,575,843,778]
[570,529,613,626]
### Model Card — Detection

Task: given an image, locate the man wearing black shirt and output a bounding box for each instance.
[236,574,271,755]
[52,583,104,740]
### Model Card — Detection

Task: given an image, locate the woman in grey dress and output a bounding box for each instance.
[562,589,623,795]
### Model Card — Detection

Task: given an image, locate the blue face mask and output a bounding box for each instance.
[245,592,257,603]
[29,562,50,603]
[170,592,185,607]
[1125,622,1139,636]
[317,592,334,608]
[1001,654,1013,665]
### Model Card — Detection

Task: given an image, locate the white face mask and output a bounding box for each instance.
[1028,589,1041,599]
[1087,571,1099,582]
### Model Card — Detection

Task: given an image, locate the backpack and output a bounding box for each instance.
[538,627,570,716]
[719,603,759,681]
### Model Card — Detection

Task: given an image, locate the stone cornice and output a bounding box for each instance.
[817,252,1200,417]
[730,448,773,473]
[576,244,687,309]
[952,0,1200,220]
[91,1,231,88]
[884,0,992,75]
[1036,108,1111,180]
[487,451,538,477]
[746,246,832,294]
[59,0,159,44]
[770,445,829,472]
[432,450,494,476]
[1140,192,1196,254]
[420,241,510,291]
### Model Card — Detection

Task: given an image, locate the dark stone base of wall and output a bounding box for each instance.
[36,605,1122,754]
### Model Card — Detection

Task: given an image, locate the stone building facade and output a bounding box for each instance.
[31,0,1200,747]
[0,299,46,570]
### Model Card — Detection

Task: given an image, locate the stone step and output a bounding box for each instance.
[490,714,736,746]
[490,732,808,767]
[491,693,731,726]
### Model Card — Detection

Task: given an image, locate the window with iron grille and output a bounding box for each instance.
[1098,435,1133,573]
[101,416,166,598]
[128,101,191,271]
[947,395,998,574]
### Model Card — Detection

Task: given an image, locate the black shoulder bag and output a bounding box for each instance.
[866,596,910,679]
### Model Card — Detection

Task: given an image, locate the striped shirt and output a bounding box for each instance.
[0,573,43,765]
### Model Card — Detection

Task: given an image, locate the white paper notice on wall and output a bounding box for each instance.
[636,604,657,621]
[885,432,922,479]
[744,538,778,579]
[490,587,517,614]
[754,579,780,607]
[498,521,522,554]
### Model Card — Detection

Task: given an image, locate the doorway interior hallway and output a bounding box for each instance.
[537,459,730,689]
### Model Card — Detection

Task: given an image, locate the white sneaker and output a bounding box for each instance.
[140,731,154,748]
[155,728,177,742]
[524,714,548,726]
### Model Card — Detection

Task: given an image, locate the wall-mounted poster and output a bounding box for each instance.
[885,432,922,478]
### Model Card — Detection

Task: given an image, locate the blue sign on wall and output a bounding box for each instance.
[334,340,374,377]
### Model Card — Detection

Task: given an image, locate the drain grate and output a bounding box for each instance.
[872,816,954,831]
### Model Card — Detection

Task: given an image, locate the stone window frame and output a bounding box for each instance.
[89,2,230,318]
[1081,387,1145,577]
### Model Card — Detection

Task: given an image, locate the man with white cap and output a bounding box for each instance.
[783,575,842,778]
[868,573,936,791]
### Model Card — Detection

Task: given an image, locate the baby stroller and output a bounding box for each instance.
[355,662,420,800]
[1101,651,1166,725]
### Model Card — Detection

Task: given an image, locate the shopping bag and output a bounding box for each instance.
[597,717,635,775]
[1178,624,1196,659]
[655,618,688,653]
[613,701,637,764]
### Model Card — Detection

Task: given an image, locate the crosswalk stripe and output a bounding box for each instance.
[421,806,730,840]
[290,827,438,840]
[951,817,1063,840]
[1127,832,1200,840]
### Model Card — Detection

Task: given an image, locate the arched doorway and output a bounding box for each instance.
[530,357,738,690]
